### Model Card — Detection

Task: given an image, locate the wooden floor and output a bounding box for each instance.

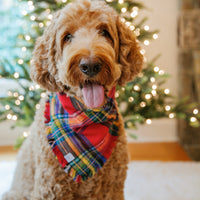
[0,142,191,161]
[128,142,191,161]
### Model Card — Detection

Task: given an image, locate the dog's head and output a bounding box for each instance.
[31,0,143,108]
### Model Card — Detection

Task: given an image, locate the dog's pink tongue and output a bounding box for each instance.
[82,84,104,109]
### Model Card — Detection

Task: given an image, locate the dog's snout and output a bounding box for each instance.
[79,58,102,77]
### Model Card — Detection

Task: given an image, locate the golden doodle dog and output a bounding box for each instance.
[2,0,143,199]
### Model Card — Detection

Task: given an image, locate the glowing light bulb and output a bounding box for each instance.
[131,7,139,18]
[145,94,152,100]
[48,14,53,20]
[121,7,127,13]
[121,87,125,91]
[134,28,140,36]
[146,119,152,124]
[140,49,146,55]
[128,97,134,102]
[164,89,170,95]
[14,72,19,79]
[28,1,33,6]
[35,84,40,89]
[150,77,156,83]
[120,18,125,23]
[118,0,124,4]
[15,100,21,105]
[13,92,19,97]
[144,40,150,46]
[22,10,27,16]
[62,0,67,2]
[18,59,24,65]
[154,66,159,72]
[165,105,171,111]
[41,92,46,98]
[144,25,150,31]
[12,115,18,121]
[159,70,165,75]
[30,15,36,21]
[23,131,28,137]
[125,22,131,27]
[46,21,51,26]
[7,114,12,120]
[169,113,175,119]
[152,84,157,90]
[19,95,24,101]
[193,109,199,115]
[29,5,35,11]
[22,47,27,52]
[153,34,158,39]
[140,102,146,108]
[151,90,157,96]
[39,23,44,28]
[25,35,31,41]
[130,25,135,31]
[190,117,197,122]
[133,85,140,91]
[36,104,41,110]
[5,105,10,110]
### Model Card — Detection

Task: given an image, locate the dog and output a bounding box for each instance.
[2,0,143,199]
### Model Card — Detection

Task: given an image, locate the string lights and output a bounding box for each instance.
[190,117,197,123]
[146,119,152,125]
[193,108,199,115]
[133,85,140,91]
[18,59,24,65]
[164,89,170,95]
[169,113,175,119]
[14,72,19,79]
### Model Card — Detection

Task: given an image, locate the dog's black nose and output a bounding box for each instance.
[79,58,102,77]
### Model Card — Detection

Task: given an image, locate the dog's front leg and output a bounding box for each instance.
[2,129,37,200]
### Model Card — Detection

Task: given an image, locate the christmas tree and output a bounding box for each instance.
[0,0,200,148]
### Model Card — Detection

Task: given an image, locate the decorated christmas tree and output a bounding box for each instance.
[0,0,200,148]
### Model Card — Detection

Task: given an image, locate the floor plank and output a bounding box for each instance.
[128,142,191,161]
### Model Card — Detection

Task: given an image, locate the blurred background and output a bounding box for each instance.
[0,0,200,199]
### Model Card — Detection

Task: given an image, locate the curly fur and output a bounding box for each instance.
[2,1,143,199]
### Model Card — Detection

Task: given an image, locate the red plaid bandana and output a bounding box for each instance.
[44,87,119,183]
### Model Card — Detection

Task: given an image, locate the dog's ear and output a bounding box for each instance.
[117,17,143,86]
[30,11,63,92]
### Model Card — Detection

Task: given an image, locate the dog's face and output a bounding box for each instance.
[31,0,143,108]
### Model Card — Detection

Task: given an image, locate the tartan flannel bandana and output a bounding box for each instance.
[44,87,119,183]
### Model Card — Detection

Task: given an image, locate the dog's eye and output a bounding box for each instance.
[99,29,113,44]
[63,34,73,43]
[100,30,111,38]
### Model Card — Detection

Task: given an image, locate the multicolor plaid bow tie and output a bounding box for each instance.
[44,87,119,183]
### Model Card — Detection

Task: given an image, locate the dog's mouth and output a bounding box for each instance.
[80,80,105,109]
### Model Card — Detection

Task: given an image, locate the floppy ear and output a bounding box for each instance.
[117,17,143,86]
[30,11,63,92]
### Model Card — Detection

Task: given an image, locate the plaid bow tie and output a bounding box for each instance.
[44,87,119,183]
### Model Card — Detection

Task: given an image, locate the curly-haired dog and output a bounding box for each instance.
[2,0,143,199]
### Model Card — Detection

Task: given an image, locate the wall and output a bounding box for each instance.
[130,0,179,142]
[140,0,179,95]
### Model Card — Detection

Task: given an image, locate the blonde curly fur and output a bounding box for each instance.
[2,0,143,199]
